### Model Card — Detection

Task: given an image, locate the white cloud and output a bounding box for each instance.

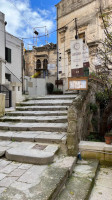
[0,0,55,47]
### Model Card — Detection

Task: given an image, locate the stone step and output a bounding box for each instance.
[0,116,67,123]
[27,94,76,100]
[0,140,59,165]
[89,166,112,200]
[0,130,66,143]
[64,91,78,95]
[0,157,77,200]
[5,110,68,117]
[16,105,68,111]
[16,99,73,107]
[58,159,99,200]
[0,122,67,132]
[6,143,59,165]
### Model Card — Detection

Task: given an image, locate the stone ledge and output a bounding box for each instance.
[79,141,112,165]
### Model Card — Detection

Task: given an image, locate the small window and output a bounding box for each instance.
[12,86,15,91]
[79,32,85,43]
[36,59,41,69]
[5,73,11,81]
[5,47,11,63]
[18,86,20,91]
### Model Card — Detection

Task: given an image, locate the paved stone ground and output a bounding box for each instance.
[0,157,76,200]
[0,158,47,199]
[89,166,112,200]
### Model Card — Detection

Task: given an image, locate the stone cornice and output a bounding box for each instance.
[56,0,95,19]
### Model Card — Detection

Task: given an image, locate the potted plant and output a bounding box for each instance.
[104,132,112,144]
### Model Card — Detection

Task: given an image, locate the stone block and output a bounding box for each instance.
[81,151,105,163]
[67,121,77,133]
[0,94,5,117]
[104,153,112,165]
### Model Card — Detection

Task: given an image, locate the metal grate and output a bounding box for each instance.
[32,144,47,150]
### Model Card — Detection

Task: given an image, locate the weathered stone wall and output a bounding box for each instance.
[24,44,57,77]
[0,93,5,117]
[56,0,112,92]
[67,82,98,156]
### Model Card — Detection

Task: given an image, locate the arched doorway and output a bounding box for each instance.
[43,59,48,77]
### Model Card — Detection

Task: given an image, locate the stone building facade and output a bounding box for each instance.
[24,43,57,78]
[56,0,112,92]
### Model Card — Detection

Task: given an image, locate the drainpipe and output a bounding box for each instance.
[21,41,24,94]
[56,6,59,89]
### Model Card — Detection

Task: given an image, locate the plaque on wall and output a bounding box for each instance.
[68,77,88,90]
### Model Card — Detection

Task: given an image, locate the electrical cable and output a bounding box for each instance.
[7,0,33,28]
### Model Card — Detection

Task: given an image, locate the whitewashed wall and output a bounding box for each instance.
[25,76,47,97]
[0,12,5,84]
[5,32,22,82]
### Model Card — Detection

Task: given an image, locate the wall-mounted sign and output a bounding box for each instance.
[71,39,83,69]
[83,43,89,63]
[83,43,90,68]
[71,68,84,77]
[68,77,88,90]
[47,64,56,70]
[71,40,90,77]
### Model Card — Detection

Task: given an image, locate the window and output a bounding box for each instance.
[18,86,20,91]
[5,73,11,82]
[43,59,48,70]
[5,47,11,63]
[36,59,41,69]
[79,32,85,43]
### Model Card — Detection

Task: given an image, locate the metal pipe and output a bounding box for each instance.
[57,6,59,89]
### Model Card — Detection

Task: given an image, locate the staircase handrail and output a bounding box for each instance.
[5,66,22,83]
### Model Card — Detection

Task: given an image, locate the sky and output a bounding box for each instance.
[0,0,60,49]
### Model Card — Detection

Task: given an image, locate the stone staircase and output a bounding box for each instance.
[0,94,100,200]
[0,95,75,164]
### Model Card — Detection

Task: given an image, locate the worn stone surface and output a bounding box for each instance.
[0,122,68,132]
[6,110,68,116]
[79,141,112,164]
[0,94,78,199]
[16,99,73,106]
[0,156,76,200]
[0,94,5,117]
[89,167,112,200]
[0,131,66,144]
[0,116,67,123]
[16,105,69,111]
[6,142,59,165]
[58,159,99,200]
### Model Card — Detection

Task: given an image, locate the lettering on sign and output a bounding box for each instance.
[68,77,88,90]
[71,39,83,69]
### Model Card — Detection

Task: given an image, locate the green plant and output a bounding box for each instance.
[91,118,98,132]
[96,91,109,109]
[86,132,104,142]
[53,88,63,94]
[89,103,98,114]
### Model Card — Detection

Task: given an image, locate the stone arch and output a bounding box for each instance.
[36,59,41,69]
